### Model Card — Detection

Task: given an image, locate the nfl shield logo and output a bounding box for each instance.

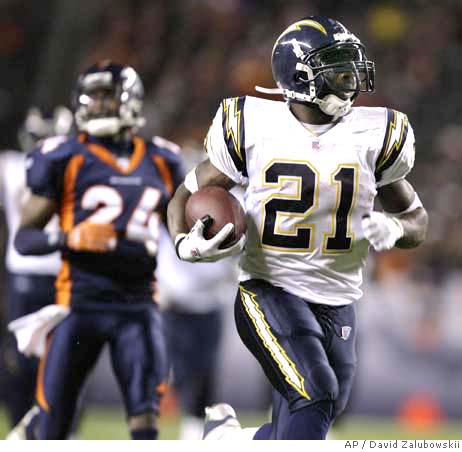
[312,140,320,151]
[341,326,352,341]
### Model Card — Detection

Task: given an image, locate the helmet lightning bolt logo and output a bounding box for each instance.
[223,98,243,162]
[273,20,327,57]
[279,19,327,37]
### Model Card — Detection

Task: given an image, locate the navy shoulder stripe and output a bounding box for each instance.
[375,109,409,182]
[221,97,247,177]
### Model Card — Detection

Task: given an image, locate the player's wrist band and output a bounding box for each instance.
[184,167,199,194]
[390,217,404,238]
[389,193,423,217]
[48,231,68,250]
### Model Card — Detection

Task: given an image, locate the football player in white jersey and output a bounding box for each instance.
[0,106,73,427]
[167,15,428,440]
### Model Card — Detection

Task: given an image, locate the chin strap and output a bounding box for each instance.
[255,85,309,100]
[255,86,352,120]
[84,118,121,136]
[314,94,352,120]
[81,116,146,137]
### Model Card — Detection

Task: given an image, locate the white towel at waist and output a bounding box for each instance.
[7,305,70,357]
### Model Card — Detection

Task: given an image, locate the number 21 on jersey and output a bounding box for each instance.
[261,160,358,253]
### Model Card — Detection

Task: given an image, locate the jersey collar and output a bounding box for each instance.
[285,104,345,139]
[80,134,146,174]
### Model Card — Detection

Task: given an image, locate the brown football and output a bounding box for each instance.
[185,186,247,248]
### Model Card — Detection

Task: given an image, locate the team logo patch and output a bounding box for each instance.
[341,326,352,341]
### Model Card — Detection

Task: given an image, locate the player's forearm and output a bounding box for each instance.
[15,227,66,255]
[395,207,428,249]
[167,184,192,240]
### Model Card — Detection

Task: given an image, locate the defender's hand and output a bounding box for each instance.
[361,212,404,252]
[175,217,246,263]
[67,221,117,253]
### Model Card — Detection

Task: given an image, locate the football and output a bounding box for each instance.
[185,186,247,248]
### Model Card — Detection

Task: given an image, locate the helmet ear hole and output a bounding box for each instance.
[294,71,308,85]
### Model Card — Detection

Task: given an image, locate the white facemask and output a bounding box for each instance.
[84,118,122,136]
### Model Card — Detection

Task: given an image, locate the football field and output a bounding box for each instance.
[0,405,460,440]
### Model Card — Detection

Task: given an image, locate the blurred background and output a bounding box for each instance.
[0,0,461,439]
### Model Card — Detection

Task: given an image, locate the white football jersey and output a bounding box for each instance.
[205,96,415,306]
[0,151,61,275]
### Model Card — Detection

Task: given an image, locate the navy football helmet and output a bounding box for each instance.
[73,61,145,136]
[256,16,375,118]
[18,106,73,151]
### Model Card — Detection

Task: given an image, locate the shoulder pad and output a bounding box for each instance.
[375,108,409,177]
[152,136,181,154]
[349,106,388,132]
[31,136,81,166]
[26,136,80,200]
[220,96,248,176]
[148,137,185,194]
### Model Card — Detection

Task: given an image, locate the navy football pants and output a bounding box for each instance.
[234,279,357,438]
[36,303,168,439]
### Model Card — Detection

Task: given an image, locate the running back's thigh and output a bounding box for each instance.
[324,303,357,418]
[235,279,339,412]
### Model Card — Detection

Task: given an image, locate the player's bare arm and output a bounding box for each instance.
[167,158,234,238]
[362,179,428,252]
[15,191,116,255]
[19,193,57,230]
[377,179,428,249]
[167,158,243,262]
[14,194,62,256]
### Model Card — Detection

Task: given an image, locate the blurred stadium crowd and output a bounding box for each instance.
[0,0,461,424]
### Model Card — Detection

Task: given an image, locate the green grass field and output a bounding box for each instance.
[0,405,460,440]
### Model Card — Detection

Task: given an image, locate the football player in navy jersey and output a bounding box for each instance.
[9,61,185,440]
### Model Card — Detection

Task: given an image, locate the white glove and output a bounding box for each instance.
[175,216,246,262]
[361,211,404,252]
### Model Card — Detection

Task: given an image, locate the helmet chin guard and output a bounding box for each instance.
[314,94,353,119]
[81,115,146,137]
[83,118,122,136]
